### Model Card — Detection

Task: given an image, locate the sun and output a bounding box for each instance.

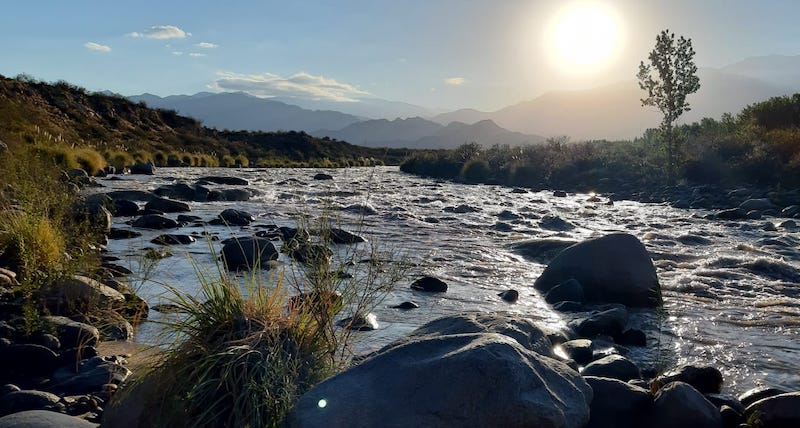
[546,2,623,72]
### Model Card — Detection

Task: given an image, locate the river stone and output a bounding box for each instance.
[144,196,190,213]
[410,276,448,292]
[128,162,155,175]
[0,410,98,428]
[391,301,419,309]
[739,198,774,211]
[743,392,800,427]
[154,183,209,201]
[545,278,585,303]
[715,208,747,220]
[539,215,575,231]
[0,390,61,417]
[218,208,255,226]
[498,289,519,302]
[50,356,131,395]
[584,376,653,428]
[337,313,379,331]
[558,339,593,365]
[401,313,554,357]
[286,333,592,428]
[41,316,99,348]
[112,199,139,216]
[131,214,179,230]
[329,228,366,244]
[739,386,790,408]
[313,173,333,180]
[150,234,196,245]
[581,354,641,381]
[0,344,60,380]
[652,365,724,394]
[534,233,661,307]
[649,382,722,428]
[43,275,125,310]
[570,305,628,338]
[705,393,745,415]
[221,237,279,270]
[199,176,248,185]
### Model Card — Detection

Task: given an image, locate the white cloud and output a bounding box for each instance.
[210,71,369,102]
[172,51,184,56]
[84,42,111,53]
[128,25,188,40]
[189,52,207,57]
[445,77,466,86]
[196,42,218,49]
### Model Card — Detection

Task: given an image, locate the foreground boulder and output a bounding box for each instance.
[743,392,800,428]
[0,390,61,416]
[41,316,99,348]
[652,365,723,394]
[649,382,722,428]
[40,276,125,313]
[584,376,653,428]
[287,333,591,428]
[534,233,661,307]
[128,162,155,175]
[221,237,279,270]
[0,410,97,428]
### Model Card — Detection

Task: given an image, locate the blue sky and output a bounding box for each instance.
[1,0,799,111]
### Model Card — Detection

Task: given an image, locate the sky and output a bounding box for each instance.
[1,0,799,111]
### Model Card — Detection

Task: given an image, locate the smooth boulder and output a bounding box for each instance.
[0,391,61,417]
[144,197,190,213]
[199,176,248,185]
[218,208,255,226]
[221,237,279,270]
[0,410,98,428]
[128,162,155,175]
[287,333,592,428]
[581,354,641,382]
[410,276,448,292]
[584,376,653,428]
[649,382,722,428]
[534,233,661,307]
[41,316,99,348]
[131,214,179,230]
[743,392,800,428]
[652,365,723,394]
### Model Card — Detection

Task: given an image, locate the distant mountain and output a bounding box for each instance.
[128,91,363,132]
[272,96,440,119]
[721,54,800,92]
[312,117,543,149]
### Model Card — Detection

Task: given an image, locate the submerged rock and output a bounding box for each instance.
[498,289,519,302]
[391,301,419,309]
[509,238,577,264]
[410,276,448,292]
[199,176,248,185]
[218,208,255,226]
[144,197,190,213]
[220,237,279,271]
[131,214,179,230]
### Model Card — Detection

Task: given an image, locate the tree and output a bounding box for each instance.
[637,29,701,185]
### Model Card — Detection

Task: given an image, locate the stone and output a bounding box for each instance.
[705,394,745,415]
[715,208,747,220]
[539,215,575,231]
[288,244,332,265]
[337,313,379,331]
[739,198,774,211]
[0,390,61,417]
[112,199,140,216]
[128,162,155,175]
[221,237,279,270]
[106,190,154,202]
[619,328,647,346]
[570,306,628,338]
[42,275,125,311]
[150,234,196,245]
[342,203,377,215]
[410,276,448,292]
[581,354,641,381]
[552,301,585,312]
[509,239,578,263]
[50,356,131,395]
[313,173,333,180]
[545,278,585,304]
[328,228,366,244]
[498,289,519,302]
[584,376,653,428]
[131,214,179,230]
[108,228,142,240]
[553,190,568,197]
[652,365,724,394]
[286,333,592,428]
[42,316,100,348]
[0,344,60,380]
[534,233,661,307]
[558,339,593,365]
[743,392,800,428]
[390,301,419,309]
[97,315,134,341]
[218,208,255,226]
[36,334,60,352]
[199,176,249,185]
[0,384,20,397]
[0,410,98,427]
[443,204,480,214]
[144,197,190,213]
[719,405,740,428]
[649,382,723,428]
[739,386,790,408]
[218,188,250,201]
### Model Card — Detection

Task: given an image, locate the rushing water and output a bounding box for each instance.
[100,166,800,394]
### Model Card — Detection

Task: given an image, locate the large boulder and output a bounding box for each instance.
[652,365,723,394]
[218,209,255,226]
[220,237,279,270]
[649,382,722,428]
[199,176,248,185]
[131,214,179,230]
[41,316,99,348]
[144,197,190,213]
[287,333,592,428]
[0,410,98,428]
[410,276,448,292]
[0,344,60,381]
[0,390,61,417]
[41,275,125,312]
[154,183,209,201]
[581,354,641,382]
[129,162,155,175]
[534,233,661,307]
[50,356,131,395]
[584,376,653,428]
[743,392,800,427]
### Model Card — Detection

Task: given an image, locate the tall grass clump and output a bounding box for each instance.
[74,147,107,175]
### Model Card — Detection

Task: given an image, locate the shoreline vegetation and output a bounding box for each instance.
[2,74,800,426]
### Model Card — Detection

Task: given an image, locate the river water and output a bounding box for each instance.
[100,166,800,394]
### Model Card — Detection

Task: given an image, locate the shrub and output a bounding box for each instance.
[460,159,491,183]
[74,147,106,175]
[105,150,134,171]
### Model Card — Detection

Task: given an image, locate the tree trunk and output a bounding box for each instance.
[665,125,674,186]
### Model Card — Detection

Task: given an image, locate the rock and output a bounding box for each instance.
[144,197,190,213]
[177,214,202,222]
[677,234,714,246]
[497,210,522,220]
[286,333,592,428]
[739,198,774,211]
[779,219,797,229]
[553,190,568,197]
[36,333,60,352]
[0,390,61,417]
[0,268,18,287]
[131,214,179,230]
[337,313,379,331]
[619,328,647,346]
[743,392,800,428]
[218,209,255,226]
[443,204,480,214]
[410,276,448,292]
[498,289,519,302]
[128,162,155,175]
[106,190,154,202]
[199,176,249,185]
[112,199,140,216]
[0,410,98,428]
[705,394,745,415]
[313,173,333,180]
[403,313,554,357]
[545,278,585,303]
[552,301,584,312]
[50,356,131,395]
[652,365,723,394]
[0,384,20,397]
[540,215,575,231]
[781,205,800,218]
[42,276,125,311]
[391,301,419,309]
[154,183,209,201]
[97,315,134,341]
[342,203,377,215]
[649,382,723,428]
[719,405,740,428]
[534,233,661,307]
[558,339,593,365]
[150,234,196,245]
[739,386,790,408]
[509,238,578,263]
[288,244,332,265]
[0,344,60,380]
[0,140,7,154]
[584,376,653,428]
[328,228,366,244]
[715,208,747,220]
[41,316,100,349]
[570,306,628,338]
[581,354,641,381]
[220,237,279,270]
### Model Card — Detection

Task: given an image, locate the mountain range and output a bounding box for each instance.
[128,54,800,144]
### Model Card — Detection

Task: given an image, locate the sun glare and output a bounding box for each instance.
[546,2,623,73]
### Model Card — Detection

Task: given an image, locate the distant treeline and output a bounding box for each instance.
[400,93,800,191]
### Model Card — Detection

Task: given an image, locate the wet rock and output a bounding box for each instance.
[618,328,647,346]
[443,204,480,214]
[552,301,584,312]
[128,162,155,175]
[410,276,448,292]
[342,203,377,215]
[150,234,196,245]
[743,392,800,427]
[492,221,514,232]
[581,354,641,381]
[42,275,125,311]
[210,188,250,202]
[154,183,209,201]
[558,339,593,365]
[509,238,577,263]
[0,410,98,428]
[131,214,179,230]
[545,278,585,304]
[715,208,747,220]
[288,244,333,265]
[650,382,721,428]
[313,173,333,180]
[719,405,740,428]
[739,198,774,211]
[534,233,661,307]
[705,394,745,415]
[111,199,139,216]
[0,344,60,380]
[221,237,279,270]
[498,289,519,302]
[337,313,379,331]
[584,376,652,428]
[778,219,797,229]
[41,316,99,349]
[652,365,723,394]
[0,390,61,417]
[107,190,154,202]
[570,306,628,338]
[287,332,592,428]
[553,190,568,197]
[329,228,366,244]
[497,210,522,220]
[97,314,134,341]
[199,176,248,185]
[780,205,800,218]
[50,356,131,395]
[108,228,142,240]
[739,386,790,408]
[539,215,575,231]
[218,208,255,226]
[144,197,190,213]
[677,234,713,246]
[391,301,419,309]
